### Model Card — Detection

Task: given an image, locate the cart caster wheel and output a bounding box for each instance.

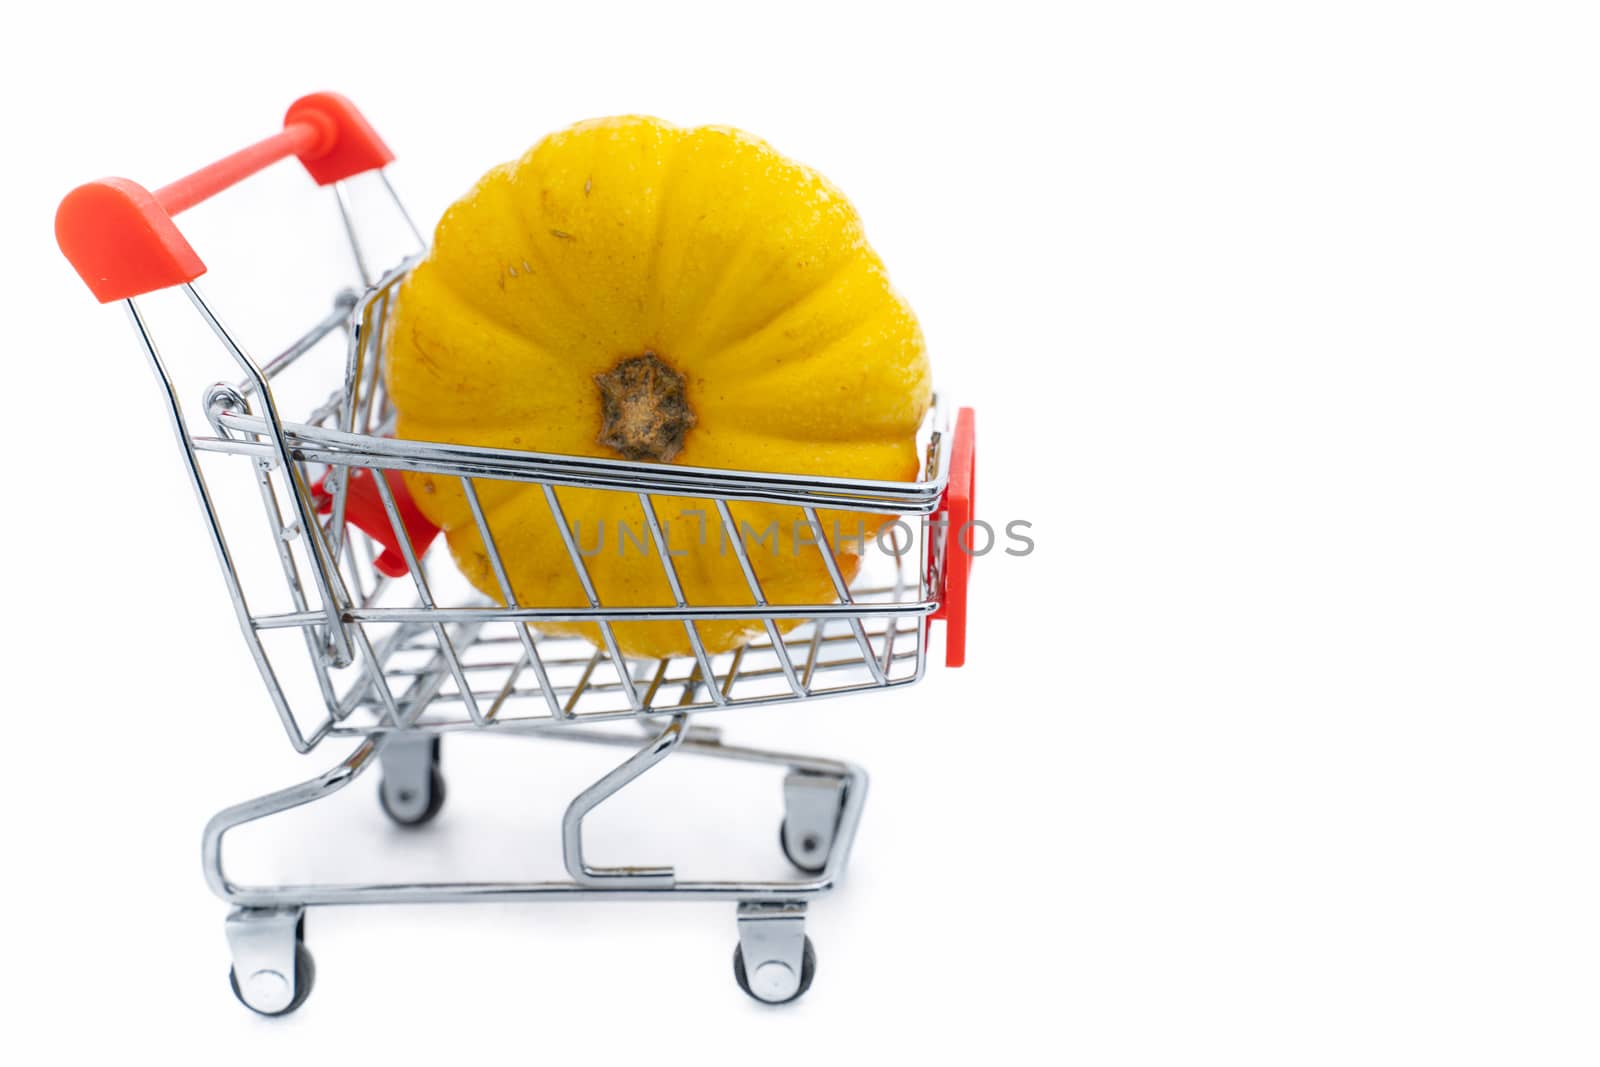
[734,935,816,1005]
[379,736,445,827]
[230,940,315,1017]
[780,771,847,875]
[779,820,828,875]
[734,901,814,1004]
[380,766,445,826]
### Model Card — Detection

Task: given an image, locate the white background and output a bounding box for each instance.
[4,1,1598,1062]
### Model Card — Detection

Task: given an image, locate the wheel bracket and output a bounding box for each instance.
[379,733,438,823]
[782,771,848,872]
[736,900,808,1003]
[225,906,304,1014]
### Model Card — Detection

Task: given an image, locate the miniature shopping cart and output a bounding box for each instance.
[56,93,975,1015]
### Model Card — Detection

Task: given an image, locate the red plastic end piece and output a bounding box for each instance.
[931,407,976,667]
[312,468,440,579]
[56,178,207,303]
[284,92,394,185]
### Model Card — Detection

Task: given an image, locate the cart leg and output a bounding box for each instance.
[378,734,445,827]
[780,771,849,875]
[562,714,687,887]
[225,906,315,1016]
[734,901,816,1004]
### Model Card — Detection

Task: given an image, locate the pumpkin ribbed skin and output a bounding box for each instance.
[384,116,931,658]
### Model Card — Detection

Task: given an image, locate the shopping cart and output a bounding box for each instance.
[56,92,975,1015]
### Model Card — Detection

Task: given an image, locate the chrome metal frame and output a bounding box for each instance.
[114,169,955,1012]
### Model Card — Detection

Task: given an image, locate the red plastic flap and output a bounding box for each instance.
[931,407,975,667]
[284,92,395,185]
[56,178,207,303]
[312,468,440,579]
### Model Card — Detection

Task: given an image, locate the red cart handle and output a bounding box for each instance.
[56,92,393,303]
[931,407,976,667]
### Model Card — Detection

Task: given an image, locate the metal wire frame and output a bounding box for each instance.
[107,167,942,991]
[124,182,954,755]
[226,446,936,742]
[203,723,870,909]
[337,625,927,737]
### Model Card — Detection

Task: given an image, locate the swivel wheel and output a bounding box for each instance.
[379,735,445,827]
[734,935,816,1005]
[225,907,315,1016]
[733,901,815,1004]
[780,771,847,875]
[230,940,315,1017]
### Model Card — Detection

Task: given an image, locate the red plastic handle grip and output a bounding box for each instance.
[56,92,394,303]
[931,407,975,668]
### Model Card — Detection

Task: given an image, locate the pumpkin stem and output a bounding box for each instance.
[594,352,696,462]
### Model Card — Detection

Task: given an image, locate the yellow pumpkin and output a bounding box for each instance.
[384,116,931,658]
